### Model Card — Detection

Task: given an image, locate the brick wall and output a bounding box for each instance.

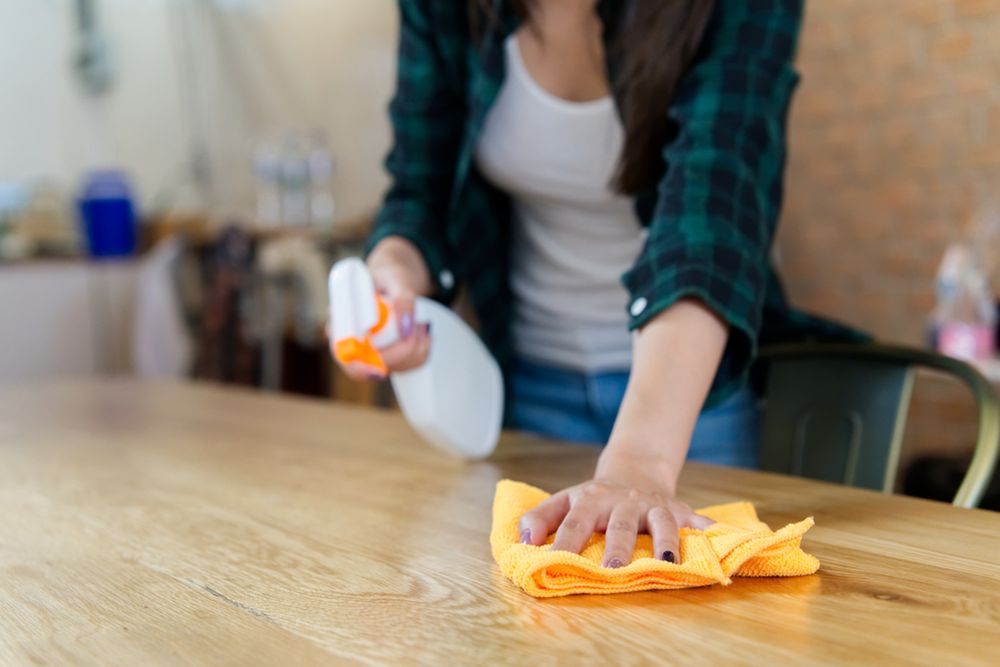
[781,0,1000,345]
[780,0,1000,468]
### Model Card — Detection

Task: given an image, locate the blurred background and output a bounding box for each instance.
[1,0,397,400]
[1,0,999,499]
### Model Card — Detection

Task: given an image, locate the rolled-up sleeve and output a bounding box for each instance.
[622,0,803,403]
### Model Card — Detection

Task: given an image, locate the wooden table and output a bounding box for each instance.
[1,381,998,666]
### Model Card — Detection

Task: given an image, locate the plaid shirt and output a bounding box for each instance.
[368,0,864,408]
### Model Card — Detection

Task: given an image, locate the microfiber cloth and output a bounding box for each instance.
[490,480,820,598]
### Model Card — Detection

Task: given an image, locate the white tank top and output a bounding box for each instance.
[474,33,644,372]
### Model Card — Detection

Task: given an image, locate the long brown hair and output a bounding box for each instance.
[472,0,715,194]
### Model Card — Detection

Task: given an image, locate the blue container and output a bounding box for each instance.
[78,170,137,258]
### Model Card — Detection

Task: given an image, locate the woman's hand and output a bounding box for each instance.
[518,298,728,567]
[518,451,713,567]
[332,236,434,380]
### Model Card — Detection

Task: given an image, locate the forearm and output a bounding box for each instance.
[597,298,728,494]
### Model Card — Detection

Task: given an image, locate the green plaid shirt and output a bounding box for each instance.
[368,0,864,408]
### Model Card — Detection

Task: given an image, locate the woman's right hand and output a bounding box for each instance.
[332,236,434,381]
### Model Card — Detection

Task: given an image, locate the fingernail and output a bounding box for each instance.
[368,372,385,381]
[662,550,675,563]
[519,529,531,545]
[423,322,431,335]
[607,558,623,569]
[400,313,414,339]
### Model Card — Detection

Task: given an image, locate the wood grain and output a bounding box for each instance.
[0,380,998,666]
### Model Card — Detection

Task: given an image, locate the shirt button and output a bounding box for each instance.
[630,297,648,317]
[439,269,455,290]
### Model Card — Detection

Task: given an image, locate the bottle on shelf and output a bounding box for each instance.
[931,243,997,362]
[306,132,335,230]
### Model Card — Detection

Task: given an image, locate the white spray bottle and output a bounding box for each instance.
[328,257,503,459]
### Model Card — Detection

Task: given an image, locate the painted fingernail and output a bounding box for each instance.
[662,550,675,563]
[519,529,531,544]
[423,322,432,335]
[400,313,414,338]
[368,372,385,381]
[608,558,624,569]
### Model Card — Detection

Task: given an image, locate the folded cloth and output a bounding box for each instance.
[490,480,820,598]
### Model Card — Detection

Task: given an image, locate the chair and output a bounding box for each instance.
[757,343,1000,508]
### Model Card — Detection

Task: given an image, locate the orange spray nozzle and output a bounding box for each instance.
[370,296,391,335]
[333,337,388,376]
[332,296,393,376]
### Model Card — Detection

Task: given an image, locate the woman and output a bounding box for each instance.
[336,0,857,568]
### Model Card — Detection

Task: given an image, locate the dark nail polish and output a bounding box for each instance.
[519,529,531,544]
[608,558,623,569]
[424,322,432,335]
[662,550,675,563]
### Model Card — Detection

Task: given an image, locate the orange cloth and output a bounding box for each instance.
[490,480,820,598]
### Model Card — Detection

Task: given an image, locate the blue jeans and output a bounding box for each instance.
[510,359,760,468]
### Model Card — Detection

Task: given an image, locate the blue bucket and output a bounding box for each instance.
[78,170,137,258]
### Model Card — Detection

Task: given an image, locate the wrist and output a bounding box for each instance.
[595,446,682,497]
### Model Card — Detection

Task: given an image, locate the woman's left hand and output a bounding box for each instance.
[517,453,713,568]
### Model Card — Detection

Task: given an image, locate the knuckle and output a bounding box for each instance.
[560,518,583,532]
[586,481,616,498]
[607,519,635,533]
[389,349,416,365]
[626,488,643,503]
[648,506,672,523]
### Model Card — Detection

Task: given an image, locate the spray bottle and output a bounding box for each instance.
[328,257,503,459]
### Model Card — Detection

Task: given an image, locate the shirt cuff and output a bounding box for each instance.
[622,260,764,408]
